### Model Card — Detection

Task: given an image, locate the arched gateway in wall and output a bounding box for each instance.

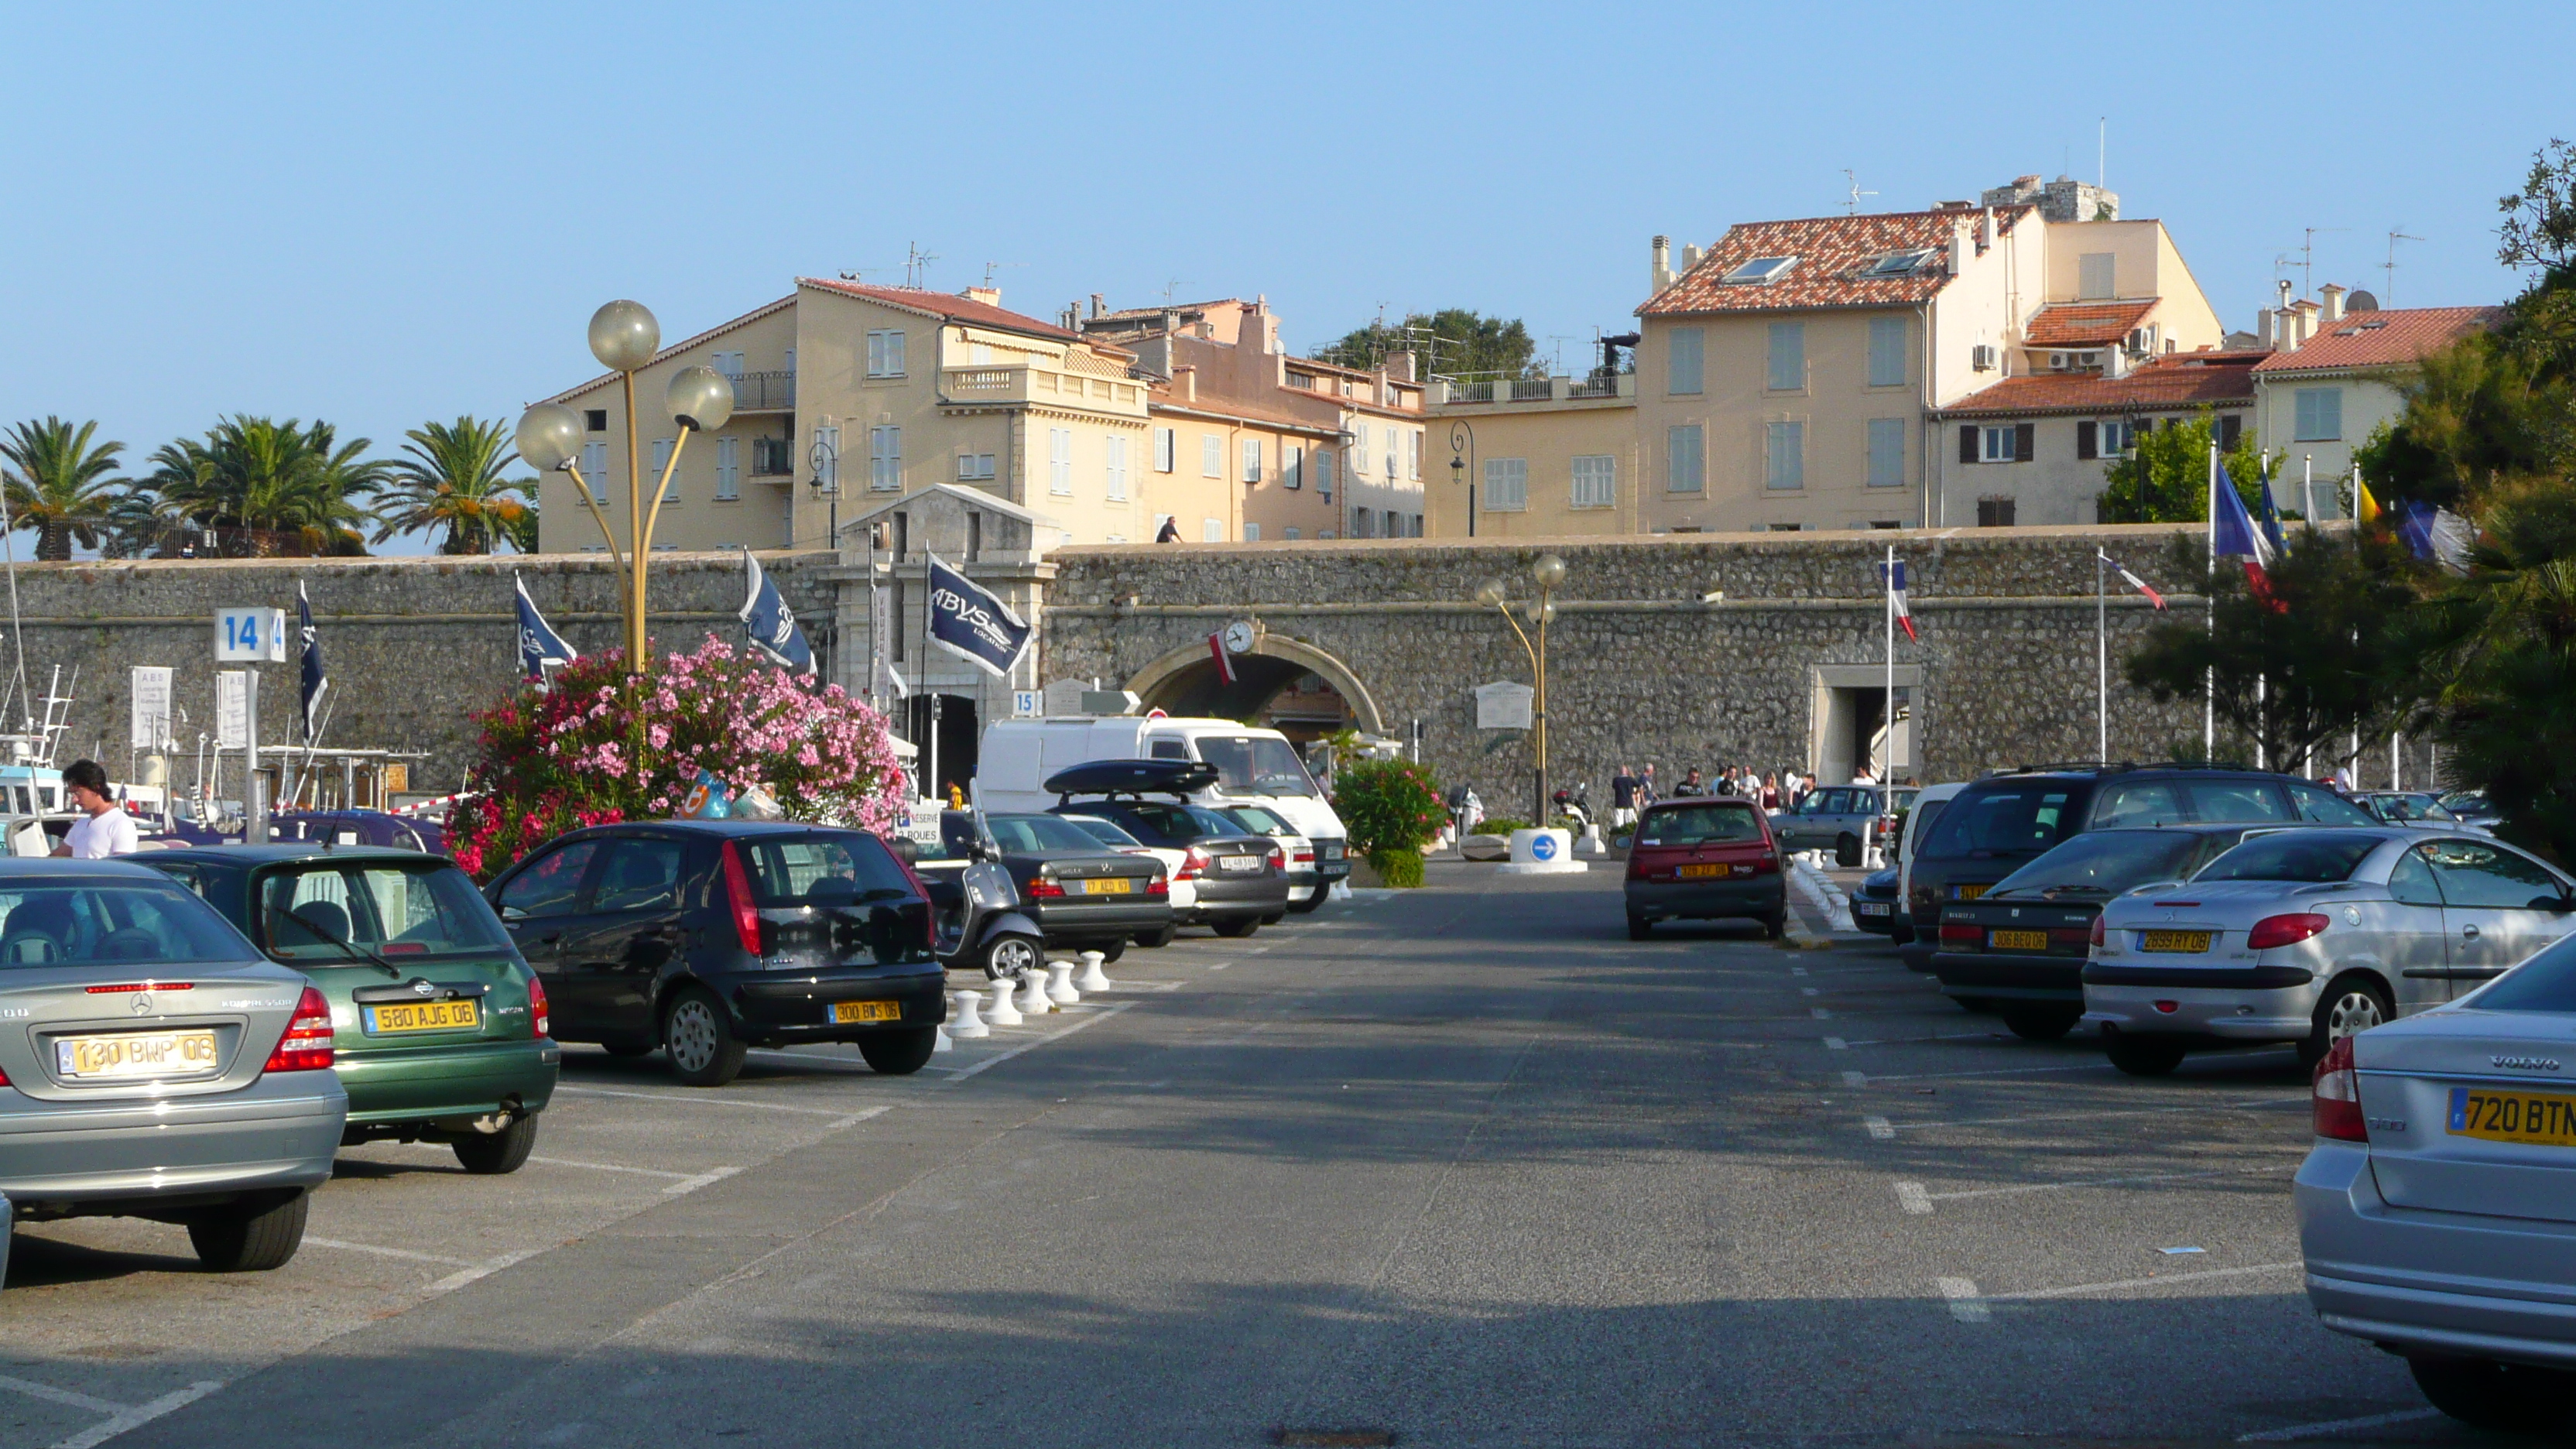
[1124,633,1385,736]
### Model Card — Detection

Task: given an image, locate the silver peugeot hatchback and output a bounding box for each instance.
[2083,828,2576,1075]
[0,860,345,1274]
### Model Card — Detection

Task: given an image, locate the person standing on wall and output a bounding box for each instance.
[54,760,139,858]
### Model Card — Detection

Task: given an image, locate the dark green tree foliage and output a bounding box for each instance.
[2349,338,2571,510]
[2124,529,2423,771]
[1315,308,1543,380]
[0,417,127,559]
[2096,411,2276,523]
[147,416,388,556]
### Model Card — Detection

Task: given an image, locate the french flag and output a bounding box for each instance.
[2211,457,2283,611]
[1879,559,1917,641]
[2101,550,2167,610]
[1208,629,1236,686]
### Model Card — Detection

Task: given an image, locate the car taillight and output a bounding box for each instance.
[1177,846,1210,881]
[262,986,336,1073]
[2312,1034,2368,1142]
[2248,913,2331,951]
[0,1062,10,1087]
[1293,848,1315,865]
[1145,874,1169,897]
[527,975,550,1039]
[1939,922,1982,946]
[1752,854,1780,874]
[720,841,764,956]
[1269,843,1286,870]
[2089,915,2107,949]
[1027,876,1067,899]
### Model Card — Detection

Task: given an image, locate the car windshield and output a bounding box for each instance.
[2370,794,2454,823]
[1187,806,1255,837]
[1920,784,2088,858]
[1989,831,2206,899]
[1637,803,1764,846]
[738,832,914,907]
[0,882,259,968]
[985,814,1112,853]
[1195,735,1317,798]
[2468,933,2576,1013]
[2194,831,2383,884]
[258,862,509,961]
[1060,816,1146,849]
[1220,806,1293,835]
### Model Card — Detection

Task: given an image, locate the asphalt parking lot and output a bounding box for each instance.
[0,867,2490,1447]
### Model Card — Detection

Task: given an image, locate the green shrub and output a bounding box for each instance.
[1331,757,1444,856]
[1474,817,1532,835]
[1368,847,1425,889]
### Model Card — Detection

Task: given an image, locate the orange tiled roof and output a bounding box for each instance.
[2251,305,2504,375]
[799,277,1078,341]
[2023,300,2158,347]
[1935,352,2263,418]
[1638,207,2031,317]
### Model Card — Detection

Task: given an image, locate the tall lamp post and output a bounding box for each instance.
[1447,420,1478,538]
[808,433,841,548]
[1477,552,1566,826]
[515,301,737,676]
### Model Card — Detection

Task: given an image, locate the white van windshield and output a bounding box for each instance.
[1197,735,1317,797]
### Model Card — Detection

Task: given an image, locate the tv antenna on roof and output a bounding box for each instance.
[2384,228,2424,306]
[2293,226,2349,300]
[980,260,1025,287]
[903,242,939,289]
[1842,169,1877,215]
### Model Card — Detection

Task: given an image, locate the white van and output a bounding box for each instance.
[978,717,1351,885]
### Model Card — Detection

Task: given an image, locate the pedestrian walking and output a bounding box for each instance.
[1610,764,1640,829]
[1762,772,1782,810]
[55,760,139,859]
[1677,767,1705,796]
[1639,763,1659,807]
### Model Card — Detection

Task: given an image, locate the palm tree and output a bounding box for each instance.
[0,417,127,559]
[372,416,535,553]
[146,416,388,556]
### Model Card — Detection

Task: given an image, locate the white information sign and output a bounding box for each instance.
[1474,680,1534,731]
[215,608,287,663]
[216,671,248,748]
[1012,690,1040,718]
[129,666,173,748]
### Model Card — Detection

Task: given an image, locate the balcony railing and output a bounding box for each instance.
[939,365,1147,415]
[727,370,796,412]
[751,437,795,477]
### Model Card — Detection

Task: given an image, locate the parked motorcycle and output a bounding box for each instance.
[1552,783,1594,838]
[1448,784,1485,840]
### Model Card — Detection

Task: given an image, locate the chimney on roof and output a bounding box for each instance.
[1950,217,1972,276]
[1979,208,1996,254]
[1650,235,1673,294]
[2293,301,2317,347]
[1389,351,1418,382]
[2105,344,2129,379]
[1088,293,1105,320]
[2258,309,2276,350]
[963,285,1002,307]
[2321,283,2346,324]
[2276,310,2300,354]
[1680,242,1704,273]
[1174,364,1197,402]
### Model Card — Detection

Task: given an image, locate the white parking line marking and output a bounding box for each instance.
[2236,1407,2443,1442]
[1927,1163,2297,1202]
[1810,1008,1832,1019]
[1863,1116,1895,1140]
[1936,1277,1989,1322]
[1204,961,1233,971]
[937,1002,1136,1081]
[1824,1037,1848,1050]
[1894,1182,1933,1215]
[0,1375,124,1414]
[1882,1095,2306,1132]
[742,1049,878,1070]
[1838,1032,2003,1047]
[1992,1261,2302,1301]
[425,1248,545,1295]
[305,1236,477,1266]
[1857,1061,2114,1082]
[664,1166,744,1195]
[51,1379,223,1449]
[525,1156,695,1180]
[552,1086,860,1118]
[1842,1070,1869,1088]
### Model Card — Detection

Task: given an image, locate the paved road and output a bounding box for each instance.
[2,867,2473,1447]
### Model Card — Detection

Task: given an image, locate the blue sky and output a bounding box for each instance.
[2,2,2566,552]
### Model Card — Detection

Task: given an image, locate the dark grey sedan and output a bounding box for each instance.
[0,860,346,1272]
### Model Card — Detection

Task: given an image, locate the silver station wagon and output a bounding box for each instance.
[2083,828,2576,1076]
[0,861,346,1273]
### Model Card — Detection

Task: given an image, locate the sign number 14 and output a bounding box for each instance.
[215,607,287,663]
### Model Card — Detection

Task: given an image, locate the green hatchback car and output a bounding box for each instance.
[139,844,560,1173]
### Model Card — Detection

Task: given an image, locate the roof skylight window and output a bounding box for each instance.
[1861,248,1934,277]
[1721,255,1799,286]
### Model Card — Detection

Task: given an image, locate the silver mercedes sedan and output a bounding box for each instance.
[2082,828,2576,1076]
[2299,936,2576,1432]
[1,860,346,1275]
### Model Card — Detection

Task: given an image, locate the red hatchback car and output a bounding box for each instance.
[1624,798,1789,940]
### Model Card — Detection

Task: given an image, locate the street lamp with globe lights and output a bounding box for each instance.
[516,300,735,675]
[1475,553,1567,824]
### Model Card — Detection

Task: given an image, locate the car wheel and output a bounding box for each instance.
[1760,911,1787,941]
[2002,1008,2080,1041]
[1132,927,1177,949]
[1628,913,1653,940]
[858,1027,940,1076]
[2105,1034,2187,1077]
[2408,1355,2574,1432]
[453,1113,540,1175]
[1834,833,1862,867]
[2301,976,2393,1068]
[1094,939,1126,964]
[1260,911,1286,926]
[1889,917,1915,946]
[982,932,1043,981]
[1287,890,1330,914]
[662,987,747,1088]
[1212,917,1258,938]
[187,1191,309,1273]
[1952,995,2001,1015]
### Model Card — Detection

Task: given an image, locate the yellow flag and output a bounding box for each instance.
[2355,476,2382,525]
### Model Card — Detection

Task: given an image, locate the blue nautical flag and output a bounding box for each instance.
[926,553,1032,677]
[738,549,814,673]
[296,580,327,742]
[514,574,578,680]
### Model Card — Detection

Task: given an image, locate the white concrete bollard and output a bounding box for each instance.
[1577,823,1606,856]
[933,1024,954,1053]
[1046,961,1081,1005]
[985,981,1024,1026]
[1073,949,1115,993]
[949,990,991,1039]
[1329,879,1354,901]
[1016,968,1052,1016]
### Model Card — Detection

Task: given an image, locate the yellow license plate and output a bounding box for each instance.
[831,1000,902,1024]
[2139,930,2213,954]
[1989,929,2050,951]
[1677,863,1722,879]
[2449,1088,2576,1145]
[56,1029,220,1079]
[1079,877,1134,895]
[368,1000,481,1033]
[1955,884,1988,902]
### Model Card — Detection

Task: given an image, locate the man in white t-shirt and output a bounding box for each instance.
[56,759,140,859]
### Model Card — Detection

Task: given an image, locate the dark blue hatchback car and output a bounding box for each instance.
[479,820,944,1086]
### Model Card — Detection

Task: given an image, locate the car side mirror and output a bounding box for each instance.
[499,905,526,923]
[889,837,920,865]
[2548,894,2576,915]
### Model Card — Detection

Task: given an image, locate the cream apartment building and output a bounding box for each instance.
[2249,295,2501,505]
[1420,371,1638,537]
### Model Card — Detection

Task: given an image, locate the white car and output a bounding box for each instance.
[1058,813,1190,946]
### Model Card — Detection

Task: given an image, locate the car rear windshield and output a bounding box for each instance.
[1195,735,1317,798]
[985,815,1111,853]
[738,832,914,907]
[1989,831,2205,898]
[2193,831,2382,884]
[2370,794,2453,823]
[1636,803,1765,847]
[2467,933,2576,1013]
[1188,807,1257,838]
[0,882,259,968]
[1920,783,2091,858]
[1221,805,1293,835]
[1060,815,1146,849]
[259,862,510,961]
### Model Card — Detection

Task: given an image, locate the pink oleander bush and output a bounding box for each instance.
[447,635,903,881]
